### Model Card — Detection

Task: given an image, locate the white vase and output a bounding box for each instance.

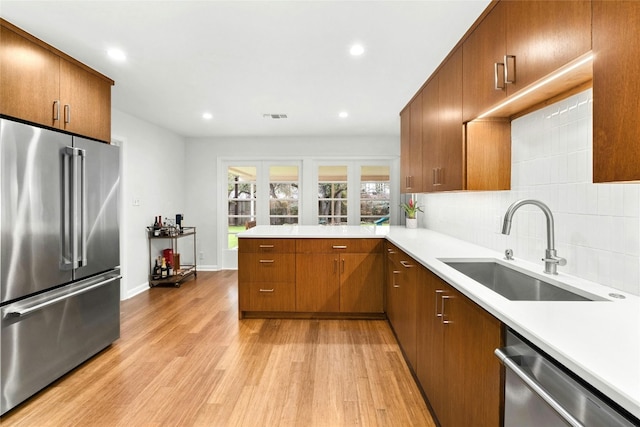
[406,218,417,229]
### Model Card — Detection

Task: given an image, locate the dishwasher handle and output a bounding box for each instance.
[495,348,585,427]
[4,276,121,318]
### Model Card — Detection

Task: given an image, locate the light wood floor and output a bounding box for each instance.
[1,271,435,427]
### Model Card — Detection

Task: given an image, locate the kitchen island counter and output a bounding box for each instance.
[238,225,640,419]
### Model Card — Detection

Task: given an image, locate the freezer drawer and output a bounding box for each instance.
[0,273,120,415]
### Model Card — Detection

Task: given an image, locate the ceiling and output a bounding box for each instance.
[0,0,490,138]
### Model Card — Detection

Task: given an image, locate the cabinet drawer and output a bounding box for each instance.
[296,238,382,254]
[239,238,295,253]
[238,253,295,283]
[248,282,295,312]
[385,242,402,264]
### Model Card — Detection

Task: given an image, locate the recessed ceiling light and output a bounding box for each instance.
[202,112,213,120]
[349,44,364,56]
[107,48,126,62]
[339,111,349,118]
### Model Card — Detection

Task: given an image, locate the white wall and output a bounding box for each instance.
[184,135,400,269]
[419,89,640,296]
[112,109,186,299]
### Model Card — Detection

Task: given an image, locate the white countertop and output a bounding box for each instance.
[239,224,389,238]
[239,225,640,419]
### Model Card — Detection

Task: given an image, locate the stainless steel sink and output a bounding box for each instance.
[442,260,605,301]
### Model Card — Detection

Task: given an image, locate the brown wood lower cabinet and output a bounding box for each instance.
[385,243,418,370]
[296,253,340,312]
[296,239,383,314]
[239,238,384,317]
[417,267,503,427]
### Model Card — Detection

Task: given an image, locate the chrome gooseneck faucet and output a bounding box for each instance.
[501,199,566,275]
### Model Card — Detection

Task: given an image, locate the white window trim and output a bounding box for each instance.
[218,156,399,269]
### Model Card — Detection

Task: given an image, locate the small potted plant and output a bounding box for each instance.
[400,198,422,229]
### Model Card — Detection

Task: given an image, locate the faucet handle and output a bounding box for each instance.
[542,255,567,266]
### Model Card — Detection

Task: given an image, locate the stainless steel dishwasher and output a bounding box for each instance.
[495,329,639,427]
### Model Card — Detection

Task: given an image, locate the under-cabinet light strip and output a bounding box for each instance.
[477,53,595,119]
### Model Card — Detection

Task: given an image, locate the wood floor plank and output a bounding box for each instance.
[0,271,435,427]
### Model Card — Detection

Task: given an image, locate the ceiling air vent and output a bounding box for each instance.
[263,113,288,119]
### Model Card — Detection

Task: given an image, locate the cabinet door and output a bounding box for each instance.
[385,247,400,323]
[443,286,503,427]
[436,48,463,192]
[407,91,423,192]
[340,253,383,313]
[421,78,439,191]
[0,25,60,128]
[593,1,640,183]
[296,253,340,312]
[401,95,424,193]
[392,255,417,370]
[505,0,591,95]
[462,2,506,122]
[60,59,112,142]
[416,269,446,422]
[400,107,412,193]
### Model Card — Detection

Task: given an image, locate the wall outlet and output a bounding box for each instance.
[199,251,204,260]
[132,198,141,206]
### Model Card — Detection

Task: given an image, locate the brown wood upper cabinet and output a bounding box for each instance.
[0,20,113,142]
[403,46,509,193]
[592,1,640,183]
[462,0,592,122]
[422,48,463,192]
[400,91,424,193]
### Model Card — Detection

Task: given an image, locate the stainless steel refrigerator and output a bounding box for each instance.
[0,118,121,415]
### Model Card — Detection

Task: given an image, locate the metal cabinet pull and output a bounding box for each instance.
[334,258,338,273]
[53,100,60,121]
[259,244,275,248]
[341,258,345,274]
[435,289,444,317]
[392,270,400,288]
[504,54,516,84]
[259,259,274,264]
[332,245,347,249]
[432,168,437,186]
[400,260,413,268]
[441,295,452,324]
[64,104,71,124]
[494,62,505,90]
[259,288,274,293]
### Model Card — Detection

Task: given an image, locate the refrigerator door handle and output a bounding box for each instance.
[3,275,121,319]
[66,146,79,269]
[61,147,74,270]
[78,147,87,267]
[64,146,86,269]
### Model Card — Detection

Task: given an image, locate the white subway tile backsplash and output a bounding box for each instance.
[597,185,612,216]
[421,88,640,296]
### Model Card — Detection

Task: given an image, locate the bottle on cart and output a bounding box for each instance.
[153,216,160,237]
[153,259,160,279]
[161,257,168,278]
[158,215,163,235]
[167,261,173,276]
